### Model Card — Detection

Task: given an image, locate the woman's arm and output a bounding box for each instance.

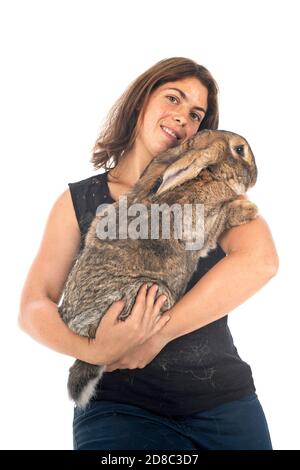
[18,188,97,363]
[159,212,279,344]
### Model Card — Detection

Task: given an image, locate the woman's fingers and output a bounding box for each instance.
[136,283,148,305]
[130,283,147,319]
[152,311,171,334]
[142,285,168,326]
[151,295,169,328]
[129,282,169,339]
[145,283,159,308]
[154,294,168,317]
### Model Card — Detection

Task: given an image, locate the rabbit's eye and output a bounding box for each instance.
[235,145,245,157]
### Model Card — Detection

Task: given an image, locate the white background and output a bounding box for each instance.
[1,0,299,450]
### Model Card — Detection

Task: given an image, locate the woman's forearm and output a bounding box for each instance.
[159,250,278,343]
[18,298,104,364]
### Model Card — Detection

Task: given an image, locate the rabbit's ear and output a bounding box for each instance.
[154,146,220,196]
[151,129,211,168]
[153,139,192,165]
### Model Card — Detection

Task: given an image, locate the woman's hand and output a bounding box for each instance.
[88,283,171,366]
[105,329,170,372]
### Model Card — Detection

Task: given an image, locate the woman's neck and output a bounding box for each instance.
[108,142,154,187]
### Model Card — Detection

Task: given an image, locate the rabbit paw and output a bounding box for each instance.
[118,300,134,321]
[226,199,259,228]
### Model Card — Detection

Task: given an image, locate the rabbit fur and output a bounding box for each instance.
[58,129,258,409]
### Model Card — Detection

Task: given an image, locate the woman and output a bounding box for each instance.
[18,57,279,450]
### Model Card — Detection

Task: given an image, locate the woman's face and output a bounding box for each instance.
[135,76,208,159]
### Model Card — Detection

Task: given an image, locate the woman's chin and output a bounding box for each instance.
[156,140,178,153]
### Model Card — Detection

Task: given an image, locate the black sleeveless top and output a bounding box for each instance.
[68,171,256,417]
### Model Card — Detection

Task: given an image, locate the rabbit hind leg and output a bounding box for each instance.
[68,359,106,410]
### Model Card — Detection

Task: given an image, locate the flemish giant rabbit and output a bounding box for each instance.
[58,129,258,409]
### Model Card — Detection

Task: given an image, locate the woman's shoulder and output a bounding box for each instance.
[68,171,106,189]
[49,187,80,233]
[67,171,110,238]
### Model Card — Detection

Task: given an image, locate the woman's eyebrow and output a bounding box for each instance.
[166,87,207,114]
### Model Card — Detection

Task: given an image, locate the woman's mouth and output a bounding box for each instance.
[160,125,178,143]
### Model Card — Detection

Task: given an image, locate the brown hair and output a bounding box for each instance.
[90,57,219,171]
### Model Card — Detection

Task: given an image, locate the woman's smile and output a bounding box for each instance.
[160,125,178,145]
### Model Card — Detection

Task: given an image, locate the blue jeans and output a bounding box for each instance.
[73,392,273,450]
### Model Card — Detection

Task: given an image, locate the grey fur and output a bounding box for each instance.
[58,129,258,409]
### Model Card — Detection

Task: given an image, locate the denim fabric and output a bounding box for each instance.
[73,392,272,450]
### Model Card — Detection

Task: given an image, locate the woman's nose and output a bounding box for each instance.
[173,114,187,126]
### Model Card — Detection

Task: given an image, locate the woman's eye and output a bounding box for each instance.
[166,96,201,122]
[166,95,178,103]
[191,112,201,122]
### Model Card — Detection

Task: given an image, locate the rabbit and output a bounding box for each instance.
[58,129,259,409]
